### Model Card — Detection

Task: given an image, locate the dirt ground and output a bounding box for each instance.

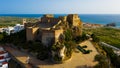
[38,40,98,68]
[5,40,98,68]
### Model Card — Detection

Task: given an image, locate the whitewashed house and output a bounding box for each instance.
[1,24,24,35]
[13,24,24,33]
[0,47,10,68]
[3,27,14,35]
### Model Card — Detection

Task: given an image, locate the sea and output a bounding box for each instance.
[0,14,120,28]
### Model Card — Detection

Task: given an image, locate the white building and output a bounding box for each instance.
[1,24,24,35]
[13,24,24,33]
[0,47,10,68]
[3,27,14,35]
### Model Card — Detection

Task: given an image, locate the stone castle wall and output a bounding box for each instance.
[41,17,60,23]
[26,27,39,41]
[42,30,55,46]
[41,29,63,46]
[24,23,36,28]
[54,29,64,42]
[67,14,82,27]
[43,14,54,18]
[59,16,67,22]
[23,19,27,25]
[26,14,82,46]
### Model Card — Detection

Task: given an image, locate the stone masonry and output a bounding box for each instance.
[25,14,82,46]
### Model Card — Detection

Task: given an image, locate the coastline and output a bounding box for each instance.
[0,14,120,28]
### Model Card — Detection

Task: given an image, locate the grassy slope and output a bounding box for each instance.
[0,17,38,27]
[83,27,120,48]
[0,17,22,27]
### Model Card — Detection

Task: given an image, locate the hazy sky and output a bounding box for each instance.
[0,0,120,14]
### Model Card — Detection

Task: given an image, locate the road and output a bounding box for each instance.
[100,42,120,51]
[100,42,120,56]
[3,41,98,68]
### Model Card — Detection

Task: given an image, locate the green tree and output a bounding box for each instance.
[94,54,109,68]
[91,34,100,42]
[64,29,73,41]
[102,46,120,68]
[0,34,3,41]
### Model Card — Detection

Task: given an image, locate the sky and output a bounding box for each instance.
[0,0,120,14]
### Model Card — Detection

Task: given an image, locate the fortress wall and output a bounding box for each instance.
[26,14,83,44]
[41,29,63,46]
[67,14,82,27]
[50,18,60,23]
[41,17,49,23]
[42,30,55,46]
[41,14,54,23]
[26,27,39,41]
[43,14,54,18]
[23,19,27,25]
[41,17,60,23]
[72,14,81,26]
[24,23,35,28]
[54,29,64,42]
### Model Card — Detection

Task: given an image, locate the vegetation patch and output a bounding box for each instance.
[84,27,120,48]
[0,17,38,27]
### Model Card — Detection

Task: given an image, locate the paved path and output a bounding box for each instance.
[4,46,44,68]
[100,42,120,51]
[100,42,120,56]
[4,40,98,68]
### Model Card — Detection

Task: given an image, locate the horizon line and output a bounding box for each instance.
[1,13,120,15]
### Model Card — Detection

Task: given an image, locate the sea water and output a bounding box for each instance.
[0,14,120,28]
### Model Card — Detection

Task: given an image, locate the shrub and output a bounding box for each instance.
[53,54,62,61]
[91,34,100,42]
[64,29,73,41]
[102,46,120,68]
[81,45,87,48]
[94,54,108,68]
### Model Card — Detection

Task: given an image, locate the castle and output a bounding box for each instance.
[25,14,82,46]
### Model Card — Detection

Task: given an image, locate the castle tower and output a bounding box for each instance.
[67,14,82,27]
[43,14,54,18]
[23,19,27,25]
[59,16,67,22]
[67,14,83,36]
[26,27,39,41]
